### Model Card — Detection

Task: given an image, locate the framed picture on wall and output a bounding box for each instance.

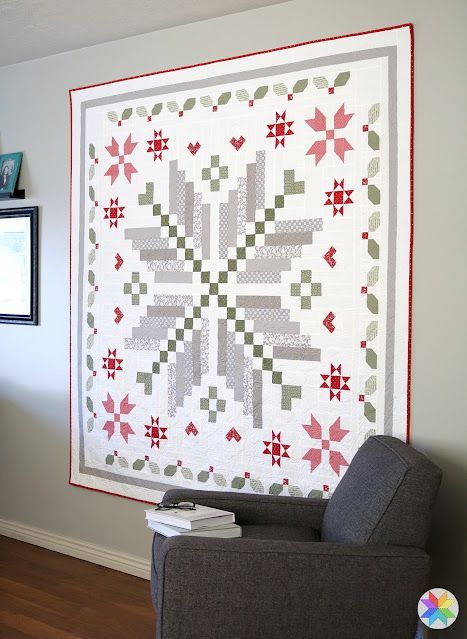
[0,152,23,196]
[0,207,38,325]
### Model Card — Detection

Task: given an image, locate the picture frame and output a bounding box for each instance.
[0,152,23,196]
[0,206,38,325]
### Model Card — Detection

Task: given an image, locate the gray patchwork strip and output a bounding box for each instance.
[168,363,176,417]
[219,203,228,259]
[263,333,313,348]
[246,163,256,223]
[201,318,209,375]
[147,260,185,271]
[236,296,282,309]
[184,341,193,398]
[272,346,321,361]
[234,345,244,402]
[255,245,301,259]
[227,189,238,248]
[226,331,235,389]
[201,204,210,260]
[245,308,290,321]
[217,319,227,376]
[264,231,314,246]
[169,161,177,219]
[147,306,185,317]
[243,357,253,416]
[177,169,186,226]
[253,369,262,428]
[193,193,202,249]
[275,218,323,233]
[237,271,281,284]
[124,337,160,350]
[140,316,176,328]
[237,177,247,236]
[132,238,169,250]
[154,294,192,306]
[132,326,169,339]
[246,258,291,272]
[192,330,201,386]
[256,151,265,210]
[253,320,300,334]
[176,351,185,407]
[185,182,194,238]
[125,227,162,240]
[154,272,193,284]
[140,249,178,261]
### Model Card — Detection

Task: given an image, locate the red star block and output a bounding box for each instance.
[263,430,291,467]
[324,179,354,217]
[103,197,125,228]
[147,129,169,161]
[102,348,123,379]
[145,416,168,449]
[320,364,350,401]
[266,111,294,148]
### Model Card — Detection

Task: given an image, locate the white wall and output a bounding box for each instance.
[0,0,466,631]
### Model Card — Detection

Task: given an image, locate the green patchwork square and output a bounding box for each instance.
[211,179,220,192]
[175,328,184,341]
[193,260,202,272]
[301,296,311,310]
[211,155,220,168]
[200,398,209,410]
[245,234,255,247]
[219,166,228,179]
[169,225,177,237]
[202,167,211,180]
[152,362,160,374]
[193,306,201,318]
[208,410,216,423]
[275,195,284,208]
[184,248,193,260]
[264,208,275,221]
[177,237,185,248]
[132,272,140,283]
[311,283,322,296]
[168,340,176,352]
[235,319,245,332]
[184,317,193,329]
[262,358,273,371]
[123,283,131,294]
[218,271,228,283]
[227,307,236,319]
[139,283,147,294]
[216,399,226,412]
[160,214,169,227]
[201,295,209,307]
[209,283,218,295]
[236,246,246,259]
[272,370,282,385]
[131,294,139,305]
[301,270,311,283]
[217,295,227,307]
[253,345,263,358]
[209,387,217,399]
[290,283,301,296]
[244,332,253,345]
[201,271,210,283]
[255,222,265,234]
[160,351,168,363]
[153,204,161,216]
[228,259,237,272]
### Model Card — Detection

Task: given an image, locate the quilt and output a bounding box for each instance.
[70,25,413,502]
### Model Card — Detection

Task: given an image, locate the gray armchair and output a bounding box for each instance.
[151,435,441,639]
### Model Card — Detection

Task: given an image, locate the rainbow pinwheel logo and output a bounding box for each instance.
[418,588,459,629]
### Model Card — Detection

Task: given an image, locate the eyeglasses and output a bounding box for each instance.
[153,501,196,511]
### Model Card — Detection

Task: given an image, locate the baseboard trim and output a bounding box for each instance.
[0,517,151,580]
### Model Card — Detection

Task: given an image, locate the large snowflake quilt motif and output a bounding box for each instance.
[70,26,413,502]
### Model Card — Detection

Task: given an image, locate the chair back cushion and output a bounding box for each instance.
[321,436,441,548]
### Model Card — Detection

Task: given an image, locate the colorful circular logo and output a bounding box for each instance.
[418,588,459,629]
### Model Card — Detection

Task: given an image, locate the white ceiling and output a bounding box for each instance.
[0,0,288,66]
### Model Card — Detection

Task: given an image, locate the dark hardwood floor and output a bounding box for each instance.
[0,536,156,639]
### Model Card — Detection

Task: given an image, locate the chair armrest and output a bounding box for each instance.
[157,537,429,639]
[162,488,328,529]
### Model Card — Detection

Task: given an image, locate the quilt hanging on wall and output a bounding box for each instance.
[70,24,413,502]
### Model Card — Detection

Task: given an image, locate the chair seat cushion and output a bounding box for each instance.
[241,524,319,542]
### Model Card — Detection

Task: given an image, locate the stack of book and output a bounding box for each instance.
[145,504,241,538]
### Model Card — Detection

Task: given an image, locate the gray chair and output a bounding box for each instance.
[151,435,441,639]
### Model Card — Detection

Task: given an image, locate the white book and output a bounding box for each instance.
[144,504,235,530]
[147,520,242,538]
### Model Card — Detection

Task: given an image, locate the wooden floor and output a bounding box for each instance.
[0,536,156,639]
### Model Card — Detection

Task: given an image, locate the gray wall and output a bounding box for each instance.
[1,0,466,631]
